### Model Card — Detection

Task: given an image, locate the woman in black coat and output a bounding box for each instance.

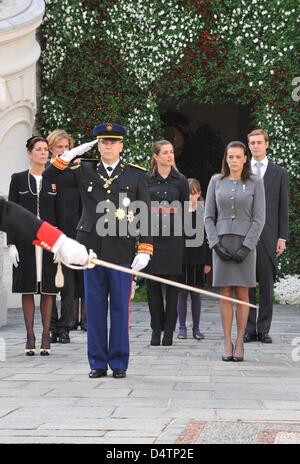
[144,140,189,346]
[7,136,64,356]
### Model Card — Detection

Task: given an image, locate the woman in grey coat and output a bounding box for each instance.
[204,141,265,362]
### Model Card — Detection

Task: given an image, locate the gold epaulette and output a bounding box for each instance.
[128,163,146,171]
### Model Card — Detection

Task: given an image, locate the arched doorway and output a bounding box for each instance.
[162,102,252,195]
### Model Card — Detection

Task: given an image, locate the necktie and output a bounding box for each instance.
[255,161,263,178]
[106,166,113,176]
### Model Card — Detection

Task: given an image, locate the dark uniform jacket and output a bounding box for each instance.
[59,184,82,239]
[43,160,152,264]
[144,168,189,275]
[0,196,42,240]
[7,171,64,294]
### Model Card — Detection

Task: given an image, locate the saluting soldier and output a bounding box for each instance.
[43,123,153,378]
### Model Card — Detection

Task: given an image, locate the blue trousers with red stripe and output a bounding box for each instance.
[84,265,132,371]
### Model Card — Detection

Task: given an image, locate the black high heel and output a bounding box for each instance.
[222,343,234,362]
[40,335,51,356]
[25,337,36,356]
[233,344,244,362]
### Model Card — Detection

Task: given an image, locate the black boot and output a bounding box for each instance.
[150,330,161,346]
[162,330,173,346]
[80,320,87,332]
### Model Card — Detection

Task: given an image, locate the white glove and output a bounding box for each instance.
[131,253,150,272]
[60,139,98,163]
[8,245,19,268]
[56,236,89,265]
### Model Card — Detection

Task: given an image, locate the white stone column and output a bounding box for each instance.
[0,229,7,327]
[0,0,45,322]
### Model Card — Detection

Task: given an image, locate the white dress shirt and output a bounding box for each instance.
[102,160,120,177]
[33,175,43,282]
[251,156,268,178]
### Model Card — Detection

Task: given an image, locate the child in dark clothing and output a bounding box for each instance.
[177,178,211,340]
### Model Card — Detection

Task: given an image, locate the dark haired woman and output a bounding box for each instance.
[7,136,64,356]
[144,140,189,346]
[204,141,265,362]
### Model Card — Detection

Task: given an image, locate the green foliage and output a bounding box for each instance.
[131,280,148,303]
[39,0,300,274]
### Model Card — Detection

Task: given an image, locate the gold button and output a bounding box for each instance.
[106,199,110,203]
[105,209,109,213]
[104,219,109,223]
[107,190,111,194]
[80,226,83,229]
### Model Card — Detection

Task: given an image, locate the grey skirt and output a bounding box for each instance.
[212,234,256,287]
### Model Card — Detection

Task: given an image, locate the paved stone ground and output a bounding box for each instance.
[0,299,299,444]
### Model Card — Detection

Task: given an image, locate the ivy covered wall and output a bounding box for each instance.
[38,0,300,274]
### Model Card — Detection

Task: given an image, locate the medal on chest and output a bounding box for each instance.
[96,162,125,189]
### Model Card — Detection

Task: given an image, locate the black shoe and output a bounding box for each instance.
[79,320,87,332]
[150,330,161,346]
[58,330,70,344]
[162,330,173,346]
[258,333,272,343]
[193,330,204,340]
[112,369,126,379]
[40,348,51,356]
[89,369,107,378]
[69,320,79,331]
[25,337,36,356]
[222,343,233,362]
[233,345,244,362]
[49,330,58,343]
[244,333,257,343]
[222,354,233,361]
[40,334,51,356]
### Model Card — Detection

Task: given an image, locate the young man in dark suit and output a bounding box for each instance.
[245,129,289,344]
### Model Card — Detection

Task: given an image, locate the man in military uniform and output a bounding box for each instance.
[43,123,153,378]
